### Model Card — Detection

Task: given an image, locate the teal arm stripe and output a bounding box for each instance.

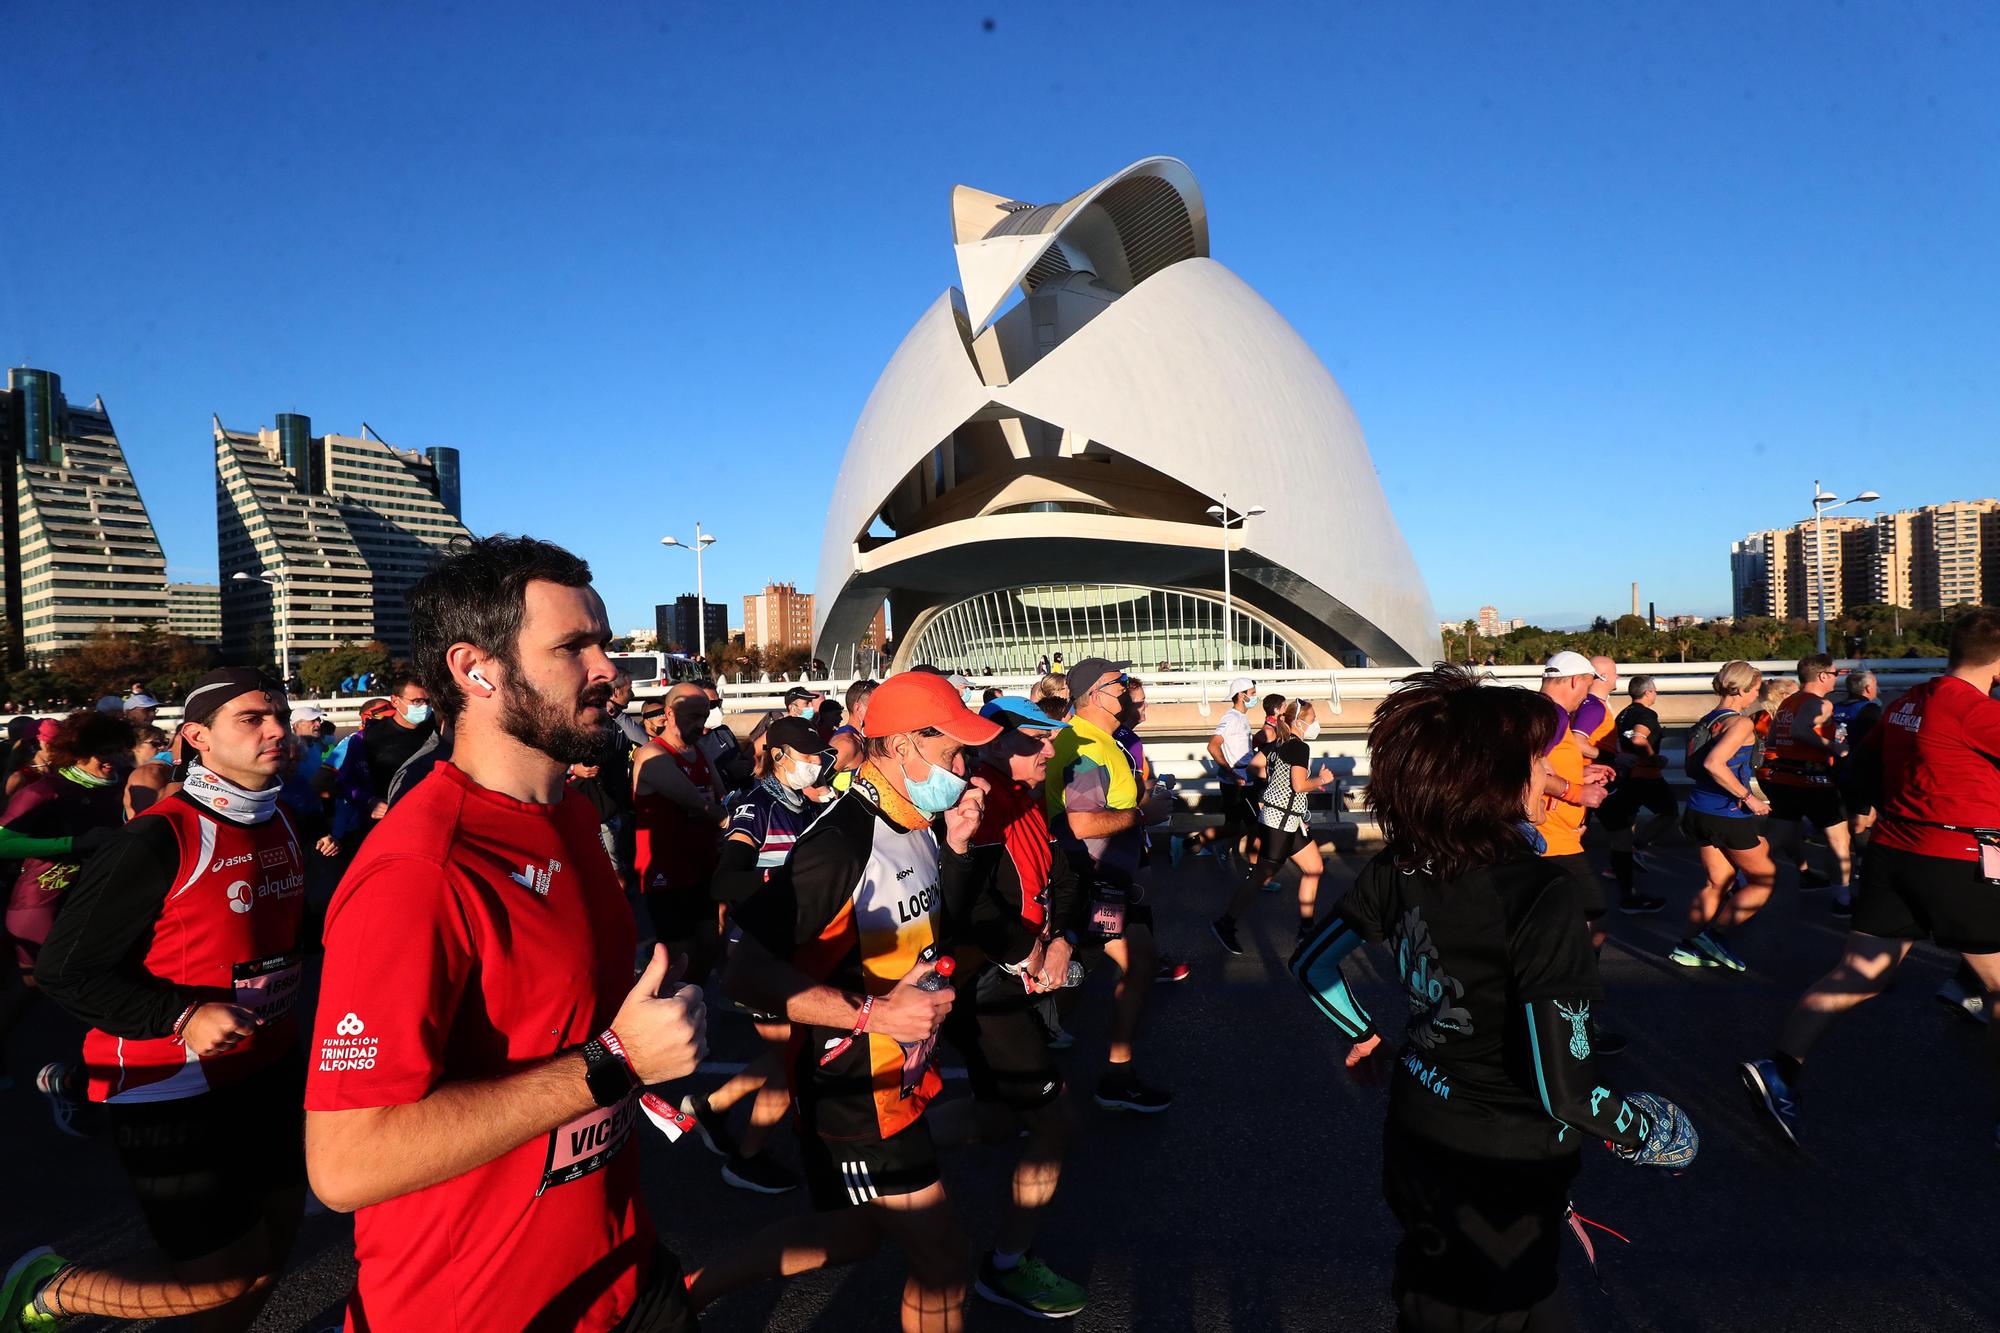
[1525,1003,1557,1118]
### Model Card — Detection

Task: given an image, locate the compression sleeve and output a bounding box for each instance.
[1522,998,1650,1151]
[711,835,765,906]
[1289,911,1378,1041]
[0,826,74,860]
[35,818,199,1039]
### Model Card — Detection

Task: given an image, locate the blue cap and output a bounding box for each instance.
[980,695,1070,731]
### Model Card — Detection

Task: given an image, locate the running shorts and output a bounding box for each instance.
[799,1117,940,1213]
[1541,852,1603,919]
[1681,810,1762,853]
[1596,778,1676,833]
[106,1052,307,1262]
[609,1244,696,1333]
[1851,843,2000,954]
[1381,1120,1579,1320]
[1256,823,1314,871]
[942,970,1064,1112]
[1836,781,1876,821]
[1765,784,1845,830]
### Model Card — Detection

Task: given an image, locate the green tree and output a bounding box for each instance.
[297,642,394,696]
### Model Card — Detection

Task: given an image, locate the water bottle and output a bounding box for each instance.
[898,955,954,1097]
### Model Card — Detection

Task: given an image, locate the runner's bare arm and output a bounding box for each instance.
[307,1050,596,1212]
[1064,805,1144,839]
[634,747,724,821]
[724,930,946,1046]
[308,946,703,1213]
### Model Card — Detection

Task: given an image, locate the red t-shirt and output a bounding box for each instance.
[305,762,653,1333]
[633,737,719,895]
[1870,676,2000,862]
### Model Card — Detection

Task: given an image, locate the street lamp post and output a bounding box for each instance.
[1809,479,1881,656]
[1205,495,1266,676]
[231,568,289,683]
[660,524,718,656]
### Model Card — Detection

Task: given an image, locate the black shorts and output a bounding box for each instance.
[942,969,1064,1112]
[1765,783,1845,830]
[1256,822,1313,868]
[610,1244,696,1333]
[1837,782,1876,821]
[1596,778,1677,832]
[1382,1121,1579,1318]
[1681,809,1763,853]
[1542,852,1603,919]
[1218,785,1255,833]
[799,1118,941,1213]
[105,1053,307,1263]
[1852,843,2000,954]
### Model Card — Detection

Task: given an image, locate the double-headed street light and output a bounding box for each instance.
[1809,480,1881,655]
[660,524,718,655]
[1205,496,1266,676]
[231,568,290,682]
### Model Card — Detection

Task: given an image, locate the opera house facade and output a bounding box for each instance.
[813,157,1438,673]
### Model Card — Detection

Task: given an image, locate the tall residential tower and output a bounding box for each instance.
[0,368,169,670]
[215,414,468,662]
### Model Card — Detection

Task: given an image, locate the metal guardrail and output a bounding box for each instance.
[711,659,1944,713]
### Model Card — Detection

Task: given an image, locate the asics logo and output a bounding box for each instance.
[226,879,254,914]
[335,1013,365,1037]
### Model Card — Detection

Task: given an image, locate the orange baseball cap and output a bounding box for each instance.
[863,671,1001,745]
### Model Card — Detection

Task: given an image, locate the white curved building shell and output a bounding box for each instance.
[815,158,1438,671]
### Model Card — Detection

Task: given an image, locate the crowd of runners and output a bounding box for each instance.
[1,531,1996,1332]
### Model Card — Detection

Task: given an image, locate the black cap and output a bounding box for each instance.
[182,667,283,726]
[783,685,821,705]
[1065,657,1131,704]
[763,716,822,754]
[639,698,666,718]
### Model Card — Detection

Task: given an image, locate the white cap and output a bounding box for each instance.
[1227,676,1256,697]
[123,693,161,711]
[1543,651,1604,681]
[291,705,325,723]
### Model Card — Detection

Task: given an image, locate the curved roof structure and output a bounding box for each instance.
[815,157,1438,672]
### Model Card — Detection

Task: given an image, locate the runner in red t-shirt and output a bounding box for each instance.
[8,668,307,1330]
[301,536,707,1333]
[1743,609,2000,1149]
[632,683,726,976]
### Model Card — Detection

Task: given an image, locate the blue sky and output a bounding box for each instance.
[4,3,1994,633]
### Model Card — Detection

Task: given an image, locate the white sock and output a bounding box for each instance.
[991,1249,1024,1271]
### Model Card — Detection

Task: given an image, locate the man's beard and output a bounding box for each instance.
[500,672,614,766]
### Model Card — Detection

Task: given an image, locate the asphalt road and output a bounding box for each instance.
[5,829,1998,1332]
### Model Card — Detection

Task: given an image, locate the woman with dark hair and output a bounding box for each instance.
[1292,665,1695,1331]
[679,715,832,1196]
[1,710,129,1111]
[5,718,59,799]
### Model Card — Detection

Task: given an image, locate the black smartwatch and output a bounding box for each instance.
[581,1034,638,1108]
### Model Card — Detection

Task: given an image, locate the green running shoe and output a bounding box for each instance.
[1667,942,1715,968]
[975,1252,1087,1320]
[1,1247,71,1332]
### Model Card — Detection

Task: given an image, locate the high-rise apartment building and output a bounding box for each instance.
[216,414,468,662]
[743,582,815,653]
[1476,605,1500,638]
[1911,500,2000,611]
[168,582,223,645]
[656,596,726,655]
[0,368,170,669]
[1733,499,2000,620]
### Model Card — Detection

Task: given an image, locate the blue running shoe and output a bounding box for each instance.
[1740,1059,1800,1148]
[1667,943,1714,969]
[1694,931,1748,973]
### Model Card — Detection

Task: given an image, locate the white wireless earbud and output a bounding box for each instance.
[468,668,493,693]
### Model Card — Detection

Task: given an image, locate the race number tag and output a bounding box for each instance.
[1089,890,1126,940]
[539,1092,639,1196]
[1978,834,2000,886]
[231,954,304,1024]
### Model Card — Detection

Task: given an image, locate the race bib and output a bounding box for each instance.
[1980,837,2000,885]
[539,1092,639,1196]
[232,954,304,1024]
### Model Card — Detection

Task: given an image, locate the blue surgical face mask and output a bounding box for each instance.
[902,749,967,816]
[402,702,432,725]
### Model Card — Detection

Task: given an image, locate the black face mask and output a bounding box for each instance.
[1117,697,1142,729]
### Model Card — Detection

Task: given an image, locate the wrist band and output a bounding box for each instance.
[170,1002,200,1044]
[818,996,873,1067]
[596,1027,639,1081]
